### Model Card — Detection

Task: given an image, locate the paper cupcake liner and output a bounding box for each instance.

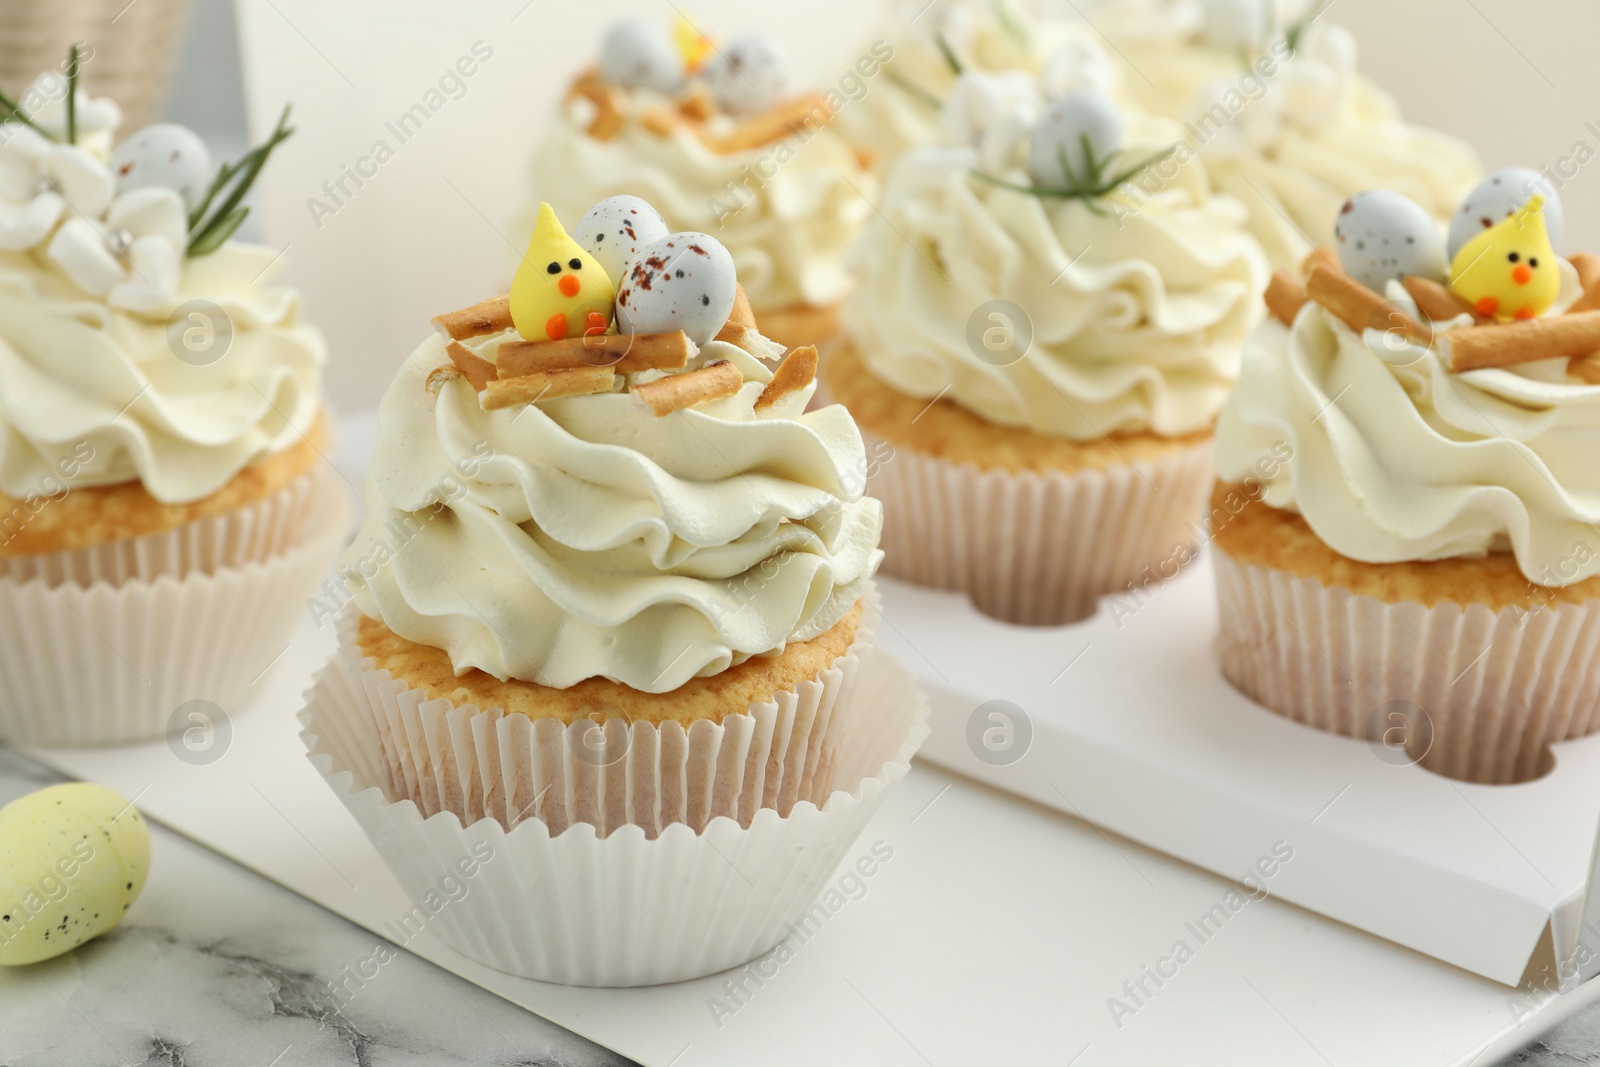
[863,430,1215,626]
[335,586,883,839]
[0,468,351,746]
[300,634,930,987]
[1214,547,1600,785]
[0,471,323,587]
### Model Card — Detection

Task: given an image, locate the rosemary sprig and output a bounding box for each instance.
[0,86,51,140]
[65,43,81,145]
[935,34,963,75]
[187,104,294,256]
[1284,0,1332,55]
[971,135,1177,217]
[886,70,943,111]
[993,1,1030,48]
[0,88,49,139]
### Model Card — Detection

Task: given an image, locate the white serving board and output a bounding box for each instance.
[14,410,1599,1066]
[885,563,1600,991]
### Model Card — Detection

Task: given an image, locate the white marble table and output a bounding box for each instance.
[2,738,1599,1066]
[0,747,636,1067]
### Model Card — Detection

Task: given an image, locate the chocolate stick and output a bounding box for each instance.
[1444,311,1600,373]
[1305,265,1432,346]
[755,345,819,411]
[433,296,513,341]
[496,332,693,377]
[1265,270,1308,327]
[633,361,744,415]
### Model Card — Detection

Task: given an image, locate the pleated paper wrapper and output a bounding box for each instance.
[1214,547,1600,785]
[300,633,931,987]
[863,430,1215,626]
[0,468,351,746]
[331,586,885,839]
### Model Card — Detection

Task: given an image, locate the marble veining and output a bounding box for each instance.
[0,747,634,1067]
[1,742,1593,1066]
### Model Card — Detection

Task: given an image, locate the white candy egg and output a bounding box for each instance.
[1448,167,1565,260]
[701,33,788,117]
[616,232,738,346]
[599,19,685,95]
[111,124,213,213]
[1335,189,1448,292]
[1027,88,1124,189]
[944,70,1042,173]
[1200,0,1271,52]
[574,196,671,286]
[1042,38,1118,100]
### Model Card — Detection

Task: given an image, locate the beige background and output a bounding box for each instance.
[233,0,1599,412]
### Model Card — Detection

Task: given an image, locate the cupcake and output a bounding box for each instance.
[527,16,875,350]
[303,196,926,986]
[828,65,1266,625]
[833,0,1110,174]
[0,61,345,745]
[1097,0,1481,268]
[1213,177,1600,784]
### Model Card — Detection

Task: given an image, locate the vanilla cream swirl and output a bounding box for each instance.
[843,129,1267,440]
[345,336,883,691]
[1101,3,1481,268]
[0,244,325,504]
[1215,263,1600,585]
[832,0,1055,168]
[531,93,873,314]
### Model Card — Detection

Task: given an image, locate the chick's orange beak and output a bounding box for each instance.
[559,275,581,297]
[1513,264,1534,286]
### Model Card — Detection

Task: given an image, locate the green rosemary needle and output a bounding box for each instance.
[187,104,295,256]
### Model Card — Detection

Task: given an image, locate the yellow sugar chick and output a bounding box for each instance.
[674,14,715,73]
[1448,194,1561,322]
[511,203,616,343]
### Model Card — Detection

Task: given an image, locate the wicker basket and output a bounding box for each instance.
[0,0,193,132]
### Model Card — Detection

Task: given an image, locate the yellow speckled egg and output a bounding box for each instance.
[0,784,150,966]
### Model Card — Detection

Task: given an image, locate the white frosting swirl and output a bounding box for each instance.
[345,334,883,691]
[0,243,325,504]
[1215,263,1600,585]
[1101,4,1481,268]
[833,0,1112,170]
[843,127,1267,440]
[531,92,873,313]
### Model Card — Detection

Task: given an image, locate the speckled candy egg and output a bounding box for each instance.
[574,196,671,286]
[1448,167,1565,260]
[599,19,685,95]
[111,124,213,212]
[701,33,788,117]
[1335,190,1449,292]
[1200,0,1271,52]
[0,783,150,967]
[1028,88,1124,190]
[616,232,737,346]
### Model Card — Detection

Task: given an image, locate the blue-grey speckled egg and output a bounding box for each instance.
[574,196,671,286]
[701,33,789,117]
[111,124,213,212]
[1448,167,1565,260]
[1027,88,1124,190]
[1335,190,1448,292]
[599,19,684,95]
[616,232,738,346]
